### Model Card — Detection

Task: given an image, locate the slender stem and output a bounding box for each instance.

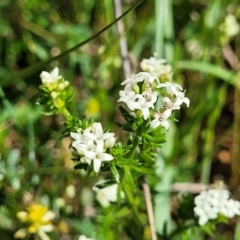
[128,136,139,159]
[121,137,142,225]
[121,176,141,222]
[143,178,157,240]
[61,107,71,119]
[113,0,131,79]
[222,45,240,192]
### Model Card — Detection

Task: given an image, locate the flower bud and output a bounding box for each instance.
[132,84,139,94]
[51,91,58,99]
[58,83,65,90]
[104,136,116,148]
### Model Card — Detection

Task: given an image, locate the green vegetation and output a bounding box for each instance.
[1,0,240,239]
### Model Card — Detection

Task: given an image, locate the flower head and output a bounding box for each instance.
[40,67,69,93]
[40,67,62,85]
[194,189,240,226]
[150,109,172,130]
[14,204,55,240]
[71,122,116,173]
[117,56,190,129]
[140,56,172,78]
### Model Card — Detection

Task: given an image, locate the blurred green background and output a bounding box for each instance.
[1,0,240,239]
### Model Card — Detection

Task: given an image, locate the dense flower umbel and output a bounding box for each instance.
[194,189,240,226]
[71,122,116,172]
[117,56,189,129]
[14,204,55,240]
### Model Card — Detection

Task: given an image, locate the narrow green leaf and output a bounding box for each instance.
[119,105,129,115]
[110,163,120,183]
[131,166,154,174]
[119,106,135,124]
[115,158,139,166]
[116,122,134,132]
[124,166,135,190]
[74,163,88,170]
[175,60,239,88]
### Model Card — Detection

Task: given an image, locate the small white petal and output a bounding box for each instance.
[199,215,209,226]
[70,132,81,141]
[93,159,102,172]
[104,136,116,148]
[42,211,55,221]
[39,224,54,232]
[14,228,27,239]
[85,151,97,159]
[98,153,114,161]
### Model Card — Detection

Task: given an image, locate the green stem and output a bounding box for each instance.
[61,107,71,120]
[120,134,144,225]
[127,134,139,159]
[121,168,143,226]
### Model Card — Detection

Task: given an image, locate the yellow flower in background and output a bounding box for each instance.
[14,204,55,240]
[85,98,100,118]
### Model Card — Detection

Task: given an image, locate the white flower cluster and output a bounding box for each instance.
[117,56,189,130]
[93,182,125,207]
[194,189,240,226]
[71,122,116,173]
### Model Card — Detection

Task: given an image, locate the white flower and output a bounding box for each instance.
[70,122,115,173]
[150,109,172,130]
[75,138,95,156]
[162,97,181,110]
[117,90,143,111]
[93,183,125,207]
[137,89,158,120]
[86,122,116,148]
[174,91,190,108]
[138,71,159,86]
[82,141,113,172]
[121,73,145,86]
[71,128,92,155]
[71,127,91,144]
[194,189,240,226]
[40,67,62,85]
[162,91,189,110]
[140,57,172,78]
[157,81,183,95]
